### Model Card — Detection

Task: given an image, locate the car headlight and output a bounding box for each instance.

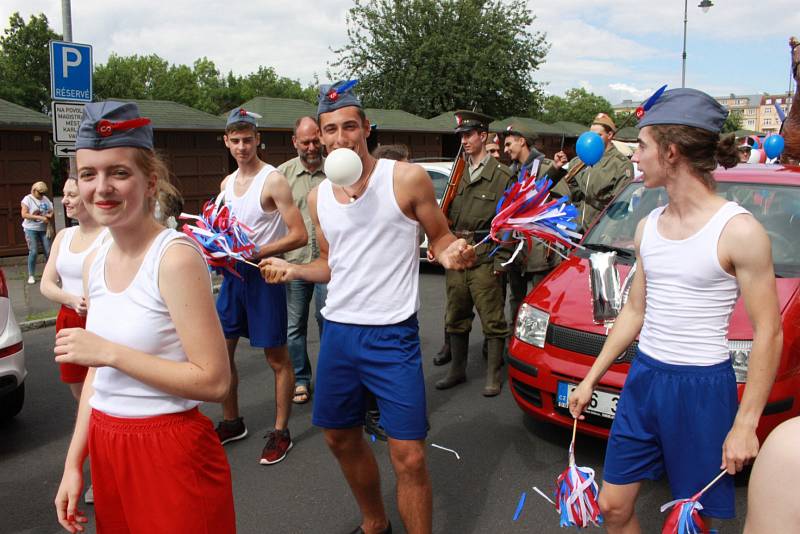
[515,304,550,348]
[729,340,752,383]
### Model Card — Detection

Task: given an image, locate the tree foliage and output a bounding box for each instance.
[0,12,61,112]
[721,109,743,134]
[94,54,316,115]
[534,88,614,126]
[331,0,549,119]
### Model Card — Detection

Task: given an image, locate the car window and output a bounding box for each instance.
[426,170,449,199]
[583,182,800,277]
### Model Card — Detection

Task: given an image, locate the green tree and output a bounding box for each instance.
[535,88,614,126]
[0,12,61,112]
[721,109,743,134]
[331,0,549,119]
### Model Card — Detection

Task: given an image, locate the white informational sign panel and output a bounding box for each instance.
[52,102,85,144]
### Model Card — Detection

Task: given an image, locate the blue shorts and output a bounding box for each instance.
[603,350,737,519]
[215,262,287,349]
[312,314,428,440]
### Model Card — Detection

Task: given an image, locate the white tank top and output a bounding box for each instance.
[55,226,109,299]
[224,164,287,249]
[87,229,203,417]
[638,201,749,365]
[318,159,420,325]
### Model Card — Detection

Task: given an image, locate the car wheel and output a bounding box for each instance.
[0,382,24,420]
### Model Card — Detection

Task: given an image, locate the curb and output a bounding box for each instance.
[17,283,223,333]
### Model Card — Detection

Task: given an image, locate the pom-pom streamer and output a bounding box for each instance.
[179,194,259,277]
[660,470,727,534]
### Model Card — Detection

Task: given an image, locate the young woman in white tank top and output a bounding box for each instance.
[53,102,235,533]
[41,177,108,401]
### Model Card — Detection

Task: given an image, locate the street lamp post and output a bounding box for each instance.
[682,0,714,88]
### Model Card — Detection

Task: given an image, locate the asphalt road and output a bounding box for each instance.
[1,265,747,533]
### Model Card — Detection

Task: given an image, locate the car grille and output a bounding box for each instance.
[546,324,637,363]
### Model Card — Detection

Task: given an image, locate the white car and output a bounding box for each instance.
[0,267,26,420]
[417,161,453,260]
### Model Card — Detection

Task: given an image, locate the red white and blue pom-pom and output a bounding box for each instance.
[660,470,727,534]
[179,194,257,277]
[554,439,603,528]
[477,166,582,263]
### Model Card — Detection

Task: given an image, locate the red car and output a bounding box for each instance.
[508,163,800,442]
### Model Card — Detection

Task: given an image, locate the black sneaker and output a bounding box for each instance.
[364,410,388,441]
[215,417,248,445]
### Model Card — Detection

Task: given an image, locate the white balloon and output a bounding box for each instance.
[324,148,363,187]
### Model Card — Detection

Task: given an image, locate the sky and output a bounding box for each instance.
[2,0,798,106]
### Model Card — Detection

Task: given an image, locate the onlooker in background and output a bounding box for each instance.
[153,180,184,229]
[503,124,568,322]
[278,116,328,406]
[553,113,634,232]
[20,181,54,284]
[485,134,502,160]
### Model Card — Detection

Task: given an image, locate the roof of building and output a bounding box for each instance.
[428,111,459,130]
[364,108,449,133]
[614,126,640,142]
[551,120,589,137]
[0,98,51,129]
[119,99,226,130]
[490,116,564,136]
[234,97,316,130]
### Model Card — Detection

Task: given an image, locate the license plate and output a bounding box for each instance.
[557,382,619,420]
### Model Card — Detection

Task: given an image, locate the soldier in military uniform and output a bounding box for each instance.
[553,113,635,232]
[436,111,514,397]
[503,124,569,322]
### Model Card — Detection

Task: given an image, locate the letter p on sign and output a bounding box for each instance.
[61,47,82,78]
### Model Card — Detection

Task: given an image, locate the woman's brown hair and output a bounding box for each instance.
[648,125,739,190]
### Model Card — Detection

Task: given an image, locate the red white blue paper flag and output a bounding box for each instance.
[179,193,258,276]
[660,470,727,534]
[554,437,603,528]
[476,166,582,264]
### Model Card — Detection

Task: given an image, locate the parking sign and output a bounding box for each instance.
[50,40,93,102]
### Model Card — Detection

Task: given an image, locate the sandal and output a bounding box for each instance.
[292,385,310,404]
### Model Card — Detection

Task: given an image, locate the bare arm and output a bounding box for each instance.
[260,186,331,284]
[721,215,782,473]
[253,171,308,259]
[40,230,86,313]
[568,219,647,418]
[395,161,475,270]
[55,243,231,402]
[20,201,47,223]
[54,367,95,531]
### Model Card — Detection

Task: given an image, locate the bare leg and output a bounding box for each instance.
[388,438,432,534]
[324,427,388,534]
[221,337,240,420]
[599,480,642,534]
[265,345,294,430]
[68,382,83,402]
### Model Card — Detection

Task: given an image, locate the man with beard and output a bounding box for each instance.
[278,116,328,405]
[503,124,568,321]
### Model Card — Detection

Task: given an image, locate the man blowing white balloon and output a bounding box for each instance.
[260,81,475,534]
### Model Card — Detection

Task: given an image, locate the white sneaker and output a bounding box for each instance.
[84,484,94,504]
[27,276,35,285]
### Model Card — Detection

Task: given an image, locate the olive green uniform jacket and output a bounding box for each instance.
[445,156,514,338]
[553,144,634,233]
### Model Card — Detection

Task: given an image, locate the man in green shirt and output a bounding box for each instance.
[436,110,514,397]
[278,116,327,405]
[553,113,635,232]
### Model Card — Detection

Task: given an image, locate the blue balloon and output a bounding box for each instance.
[576,131,605,166]
[763,135,785,159]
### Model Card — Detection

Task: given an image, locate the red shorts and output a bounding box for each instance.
[89,407,236,533]
[56,305,88,383]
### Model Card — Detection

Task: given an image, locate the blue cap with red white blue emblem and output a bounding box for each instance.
[317,80,361,117]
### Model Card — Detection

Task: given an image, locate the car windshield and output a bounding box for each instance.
[426,169,449,199]
[583,182,800,278]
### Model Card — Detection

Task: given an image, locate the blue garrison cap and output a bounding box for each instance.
[317,80,361,117]
[226,107,261,128]
[637,88,728,134]
[75,101,153,150]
